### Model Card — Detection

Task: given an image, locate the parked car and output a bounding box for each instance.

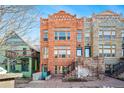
[0,67,7,74]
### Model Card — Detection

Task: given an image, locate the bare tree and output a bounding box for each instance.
[0,5,39,46]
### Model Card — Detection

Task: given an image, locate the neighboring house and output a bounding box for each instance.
[0,32,40,77]
[92,11,123,65]
[83,10,124,71]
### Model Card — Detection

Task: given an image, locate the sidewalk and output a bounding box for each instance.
[16,76,124,88]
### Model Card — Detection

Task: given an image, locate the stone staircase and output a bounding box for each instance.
[105,61,124,78]
[63,69,77,79]
[63,61,77,80]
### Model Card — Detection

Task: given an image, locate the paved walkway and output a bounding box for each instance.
[16,76,124,88]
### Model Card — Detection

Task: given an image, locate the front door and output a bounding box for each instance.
[55,66,63,74]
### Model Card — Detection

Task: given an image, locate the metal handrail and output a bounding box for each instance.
[106,61,124,76]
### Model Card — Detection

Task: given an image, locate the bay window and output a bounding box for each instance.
[99,44,116,57]
[54,32,70,40]
[54,46,70,58]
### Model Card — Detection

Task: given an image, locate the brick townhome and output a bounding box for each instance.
[40,11,84,76]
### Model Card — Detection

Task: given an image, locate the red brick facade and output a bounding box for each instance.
[40,11,84,75]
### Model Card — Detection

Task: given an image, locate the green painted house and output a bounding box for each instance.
[0,32,40,78]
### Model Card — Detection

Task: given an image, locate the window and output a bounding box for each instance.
[99,31,103,40]
[54,50,58,58]
[112,31,115,40]
[112,44,116,48]
[112,49,115,57]
[99,44,116,57]
[21,59,29,71]
[122,49,124,57]
[122,30,124,40]
[104,35,111,40]
[104,32,111,40]
[55,32,58,40]
[99,31,116,40]
[111,45,116,57]
[42,47,48,59]
[122,43,124,57]
[67,50,71,57]
[67,32,70,40]
[59,32,66,40]
[77,31,82,42]
[122,37,124,41]
[99,49,103,57]
[99,31,102,35]
[54,46,70,58]
[122,44,124,49]
[54,32,70,40]
[59,50,66,58]
[103,49,111,57]
[85,33,90,41]
[85,33,90,37]
[99,44,103,48]
[23,48,27,55]
[76,47,82,57]
[43,30,48,41]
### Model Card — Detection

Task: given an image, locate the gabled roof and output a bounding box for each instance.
[95,10,120,16]
[3,31,40,52]
[4,32,26,46]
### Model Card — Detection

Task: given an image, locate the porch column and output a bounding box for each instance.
[7,58,10,72]
[29,58,32,76]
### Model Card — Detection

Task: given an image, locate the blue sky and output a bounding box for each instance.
[36,5,124,18]
[26,5,124,45]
